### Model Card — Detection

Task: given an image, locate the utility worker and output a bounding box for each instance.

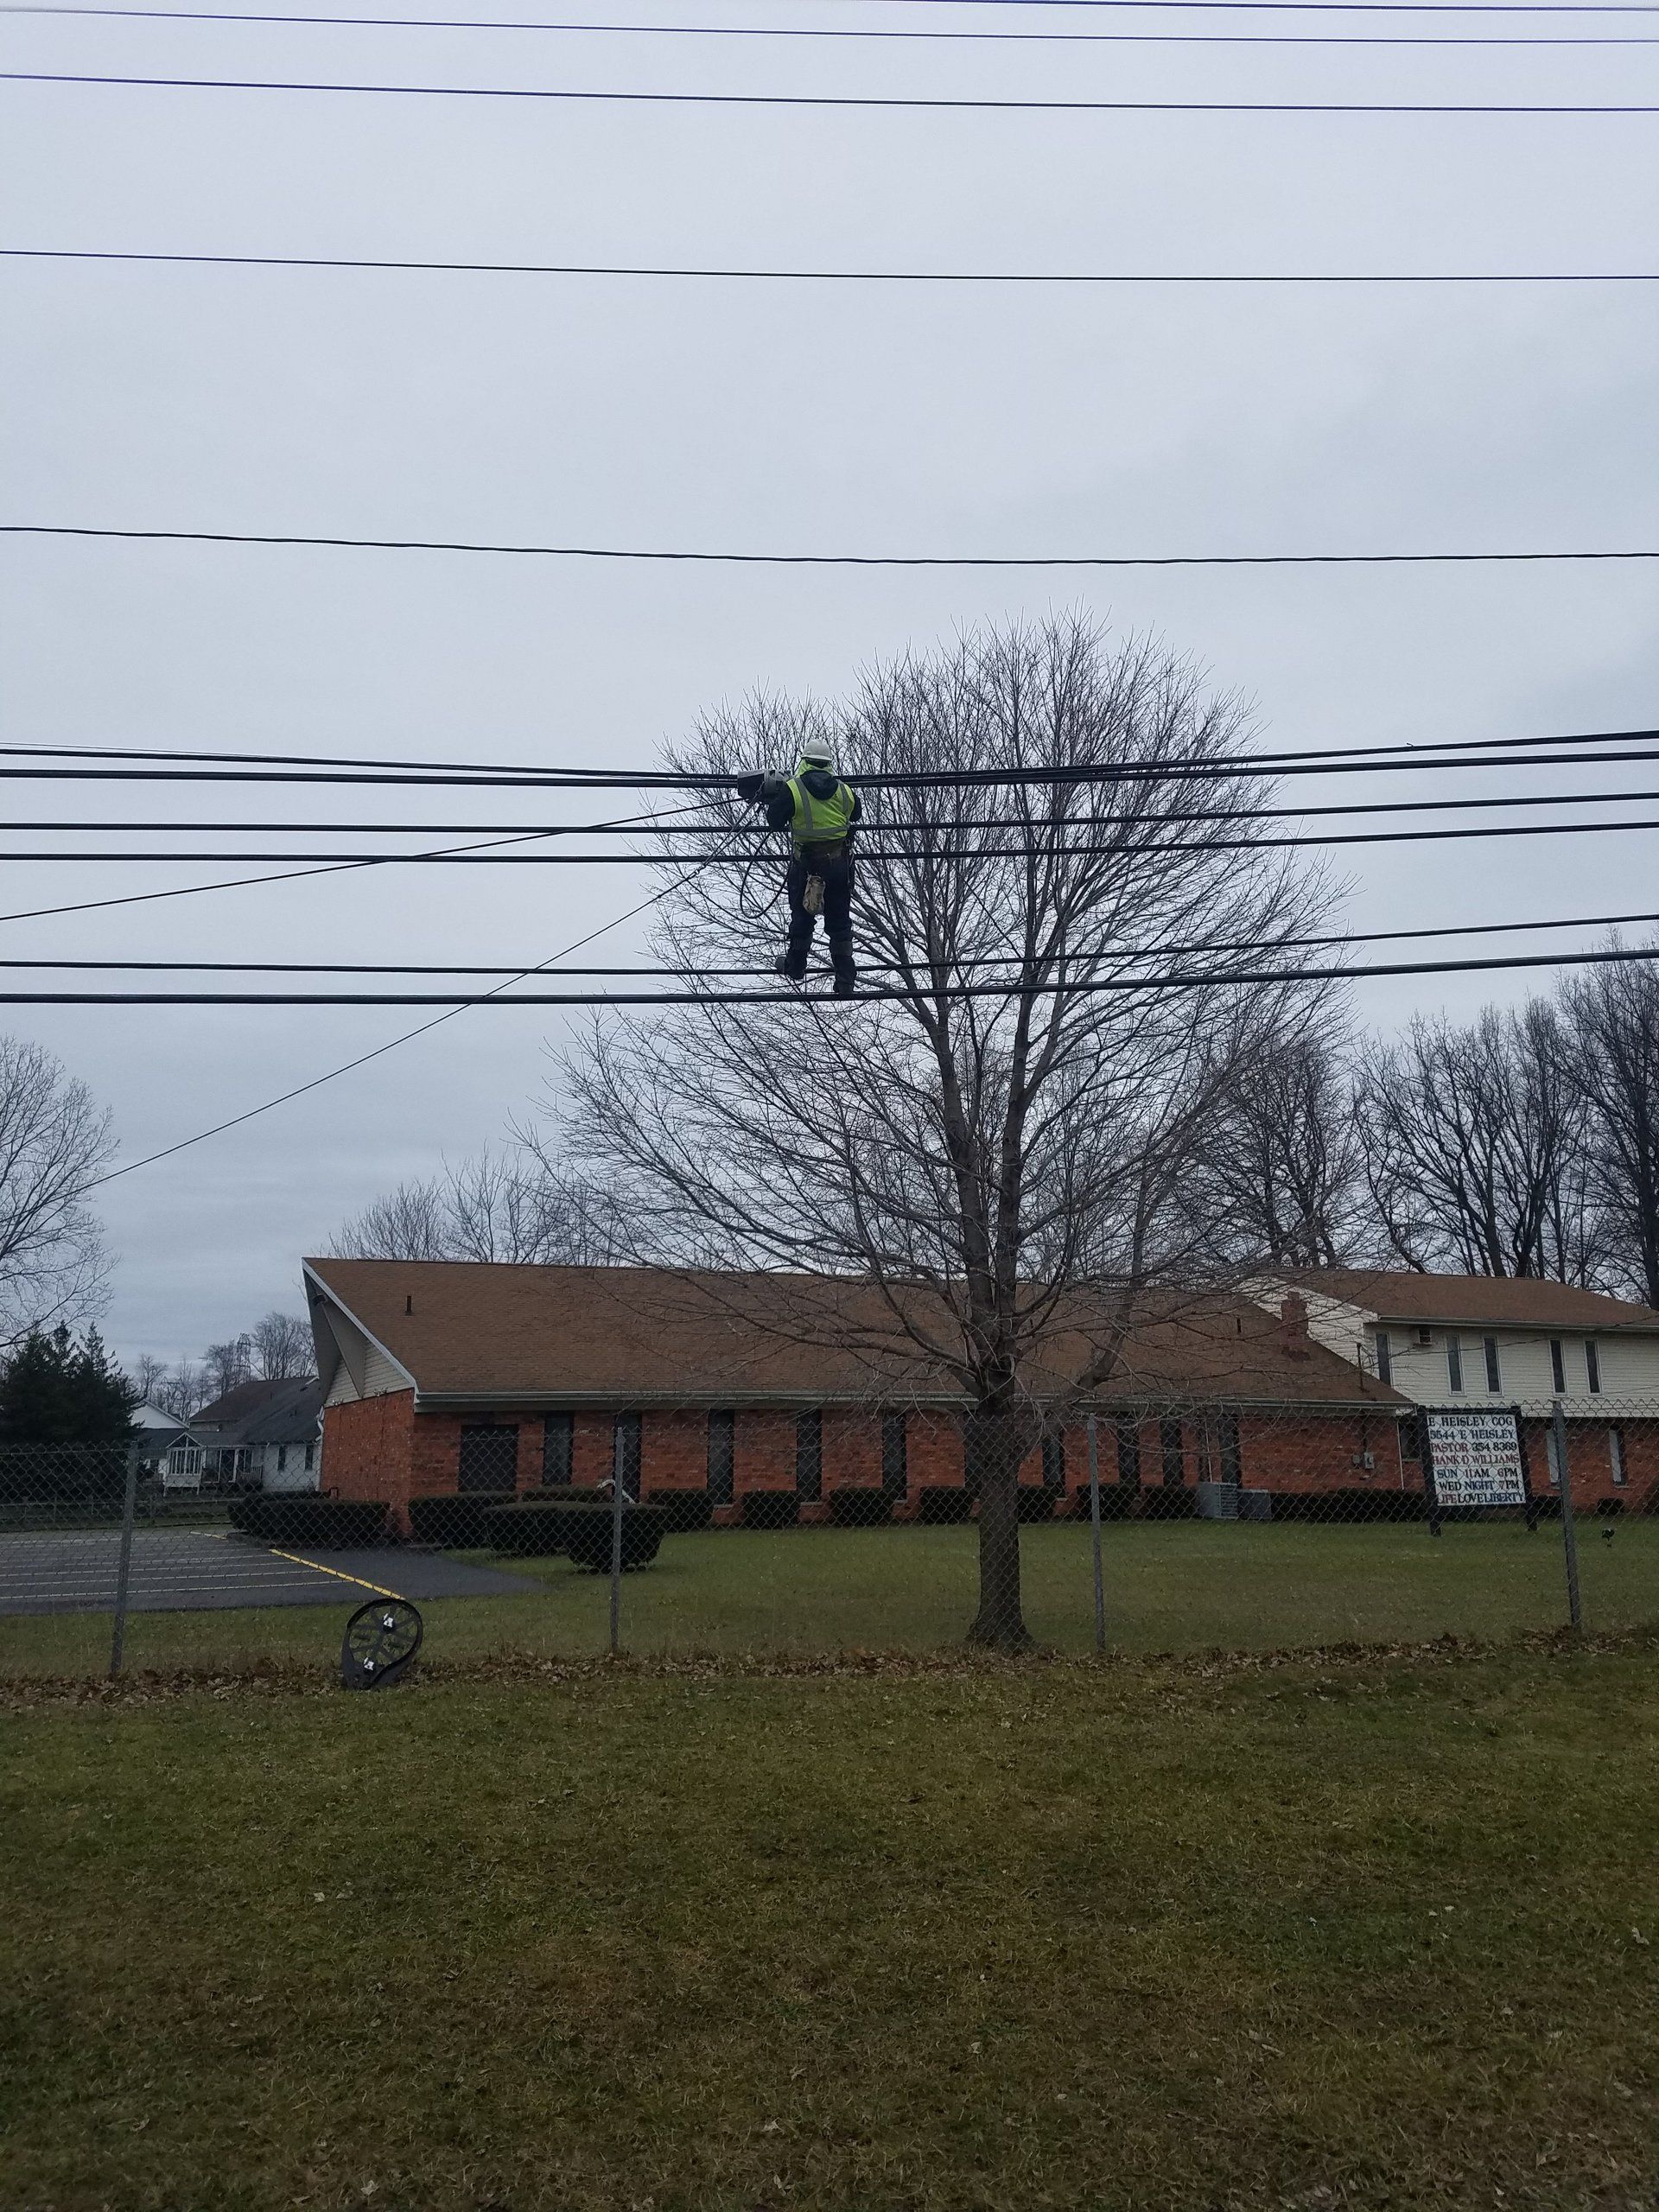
[735,740,861,995]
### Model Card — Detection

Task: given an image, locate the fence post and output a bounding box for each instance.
[608,1442,626,1658]
[1086,1412,1106,1655]
[109,1451,139,1677]
[1552,1397,1583,1632]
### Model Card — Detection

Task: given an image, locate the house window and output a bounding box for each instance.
[1114,1414,1141,1488]
[707,1409,734,1506]
[1586,1341,1602,1394]
[1446,1336,1464,1393]
[458,1423,518,1494]
[796,1410,823,1503]
[1219,1408,1243,1484]
[1041,1432,1065,1490]
[1375,1330,1392,1383]
[276,1444,288,1473]
[303,1441,315,1472]
[1484,1337,1502,1394]
[880,1412,907,1499]
[1546,1426,1564,1487]
[1550,1339,1567,1394]
[1610,1427,1627,1485]
[543,1412,574,1486]
[613,1412,642,1502]
[1415,1326,1433,1348]
[1160,1419,1185,1485]
[1399,1414,1423,1463]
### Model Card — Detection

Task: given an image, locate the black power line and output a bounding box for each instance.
[5,903,1656,976]
[10,523,1656,569]
[16,246,1659,282]
[845,1,1659,13]
[7,4,1657,40]
[8,66,1659,106]
[13,941,1659,1007]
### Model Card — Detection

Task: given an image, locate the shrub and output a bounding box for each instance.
[1071,1484,1136,1520]
[560,1503,666,1572]
[1140,1485,1197,1521]
[1267,1487,1424,1524]
[227,1495,389,1548]
[482,1500,572,1556]
[739,1490,799,1529]
[828,1485,892,1527]
[1015,1486,1057,1522]
[645,1488,714,1532]
[408,1491,515,1548]
[537,1485,608,1505]
[915,1485,974,1524]
[1597,1497,1626,1518]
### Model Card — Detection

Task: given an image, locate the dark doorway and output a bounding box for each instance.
[707,1409,735,1507]
[542,1413,574,1486]
[881,1412,908,1500]
[796,1410,823,1503]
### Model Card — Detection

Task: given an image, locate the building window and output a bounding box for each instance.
[1586,1341,1602,1394]
[1609,1426,1627,1485]
[613,1412,642,1502]
[1415,1325,1433,1348]
[1546,1426,1564,1487]
[1399,1414,1423,1463]
[276,1444,289,1473]
[543,1413,574,1486]
[1160,1419,1185,1485]
[458,1423,518,1494]
[796,1410,823,1503]
[1114,1414,1141,1488]
[1550,1339,1566,1394]
[304,1441,315,1472]
[1484,1337,1502,1393]
[1375,1330,1392,1383]
[707,1409,734,1506]
[1219,1408,1243,1484]
[880,1412,907,1499]
[1446,1336,1464,1393]
[1041,1432,1065,1490]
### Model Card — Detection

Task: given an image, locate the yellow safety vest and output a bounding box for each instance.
[785,774,856,852]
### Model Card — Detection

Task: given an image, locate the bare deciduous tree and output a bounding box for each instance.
[1354,1002,1599,1281]
[203,1335,254,1402]
[551,616,1336,1649]
[331,1147,622,1267]
[148,1358,207,1420]
[1560,944,1659,1305]
[250,1310,314,1380]
[0,1037,116,1344]
[1184,1030,1367,1268]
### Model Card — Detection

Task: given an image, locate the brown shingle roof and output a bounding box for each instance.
[303,1257,1406,1409]
[1283,1268,1659,1333]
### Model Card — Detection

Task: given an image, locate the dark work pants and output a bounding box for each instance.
[783,849,855,984]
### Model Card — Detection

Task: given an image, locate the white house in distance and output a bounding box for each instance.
[1250,1268,1659,1501]
[190,1377,326,1493]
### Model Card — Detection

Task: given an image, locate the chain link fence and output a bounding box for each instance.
[0,1397,1653,1681]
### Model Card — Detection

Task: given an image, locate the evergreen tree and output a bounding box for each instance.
[0,1323,139,1443]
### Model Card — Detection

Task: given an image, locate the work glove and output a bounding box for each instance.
[734,772,766,801]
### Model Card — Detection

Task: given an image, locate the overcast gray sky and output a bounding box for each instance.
[3,0,1657,1369]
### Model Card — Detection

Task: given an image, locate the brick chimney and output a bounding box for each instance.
[1278,1292,1313,1360]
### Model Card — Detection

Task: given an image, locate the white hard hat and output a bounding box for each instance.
[798,739,835,769]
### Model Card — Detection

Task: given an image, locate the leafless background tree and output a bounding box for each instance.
[250,1310,314,1380]
[1183,1030,1369,1268]
[0,1037,116,1347]
[1560,944,1659,1305]
[331,1147,622,1266]
[546,616,1338,1647]
[1354,1002,1600,1281]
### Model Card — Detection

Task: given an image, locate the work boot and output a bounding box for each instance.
[830,937,856,999]
[778,934,811,983]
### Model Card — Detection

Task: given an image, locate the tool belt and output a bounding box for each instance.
[791,839,849,863]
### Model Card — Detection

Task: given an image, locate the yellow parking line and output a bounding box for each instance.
[264,1546,404,1600]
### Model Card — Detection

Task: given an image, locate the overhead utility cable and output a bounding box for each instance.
[12,905,1658,976]
[20,943,1659,1008]
[8,5,1657,40]
[10,816,1659,861]
[2,721,1655,783]
[25,785,1659,834]
[9,68,1658,109]
[847,1,1659,14]
[10,524,1654,569]
[13,246,1659,283]
[86,836,741,1186]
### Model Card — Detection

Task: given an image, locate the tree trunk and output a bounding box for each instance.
[965,1409,1035,1651]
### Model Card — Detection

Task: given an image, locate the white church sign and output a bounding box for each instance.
[1424,1409,1527,1509]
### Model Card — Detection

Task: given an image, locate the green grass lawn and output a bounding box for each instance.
[4,1644,1659,2211]
[3,1518,1653,1682]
